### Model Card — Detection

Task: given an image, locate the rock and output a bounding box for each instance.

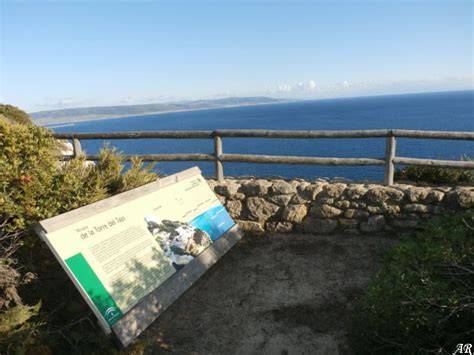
[339,219,359,229]
[344,209,369,219]
[382,204,401,214]
[424,190,445,204]
[239,180,272,196]
[435,187,452,193]
[404,186,430,203]
[320,183,347,199]
[295,181,311,192]
[290,181,311,193]
[300,184,324,200]
[350,201,367,209]
[302,218,338,234]
[333,200,350,209]
[366,205,382,214]
[403,204,431,213]
[345,185,368,199]
[365,186,404,204]
[290,194,311,204]
[282,204,308,223]
[332,177,352,183]
[225,200,242,218]
[216,195,226,205]
[314,178,328,183]
[270,180,297,195]
[246,197,280,221]
[312,197,335,206]
[236,220,264,234]
[267,194,293,206]
[214,181,240,197]
[266,221,293,233]
[229,192,246,201]
[310,204,343,218]
[360,215,385,233]
[444,188,474,209]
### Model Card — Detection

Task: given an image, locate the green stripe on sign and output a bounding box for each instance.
[66,253,123,325]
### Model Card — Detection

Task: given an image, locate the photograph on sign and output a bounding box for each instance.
[37,169,235,329]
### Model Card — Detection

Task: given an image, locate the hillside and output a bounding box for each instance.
[30,97,286,125]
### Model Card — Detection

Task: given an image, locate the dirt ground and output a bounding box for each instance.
[134,233,398,355]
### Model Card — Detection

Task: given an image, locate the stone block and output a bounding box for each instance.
[236,220,264,234]
[246,197,280,221]
[344,209,369,219]
[282,204,308,223]
[310,204,343,218]
[267,194,293,206]
[403,204,431,213]
[225,200,242,218]
[365,187,404,204]
[270,180,297,195]
[266,221,293,233]
[360,215,385,233]
[302,218,338,234]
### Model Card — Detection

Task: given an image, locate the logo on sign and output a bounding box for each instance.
[105,307,120,321]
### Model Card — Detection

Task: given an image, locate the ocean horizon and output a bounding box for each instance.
[52,90,474,181]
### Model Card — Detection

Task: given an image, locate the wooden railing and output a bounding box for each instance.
[53,129,474,185]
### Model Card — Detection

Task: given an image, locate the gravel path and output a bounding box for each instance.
[133,233,398,355]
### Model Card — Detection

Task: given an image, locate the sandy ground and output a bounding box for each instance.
[134,233,398,355]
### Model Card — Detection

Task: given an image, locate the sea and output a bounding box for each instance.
[50,90,474,182]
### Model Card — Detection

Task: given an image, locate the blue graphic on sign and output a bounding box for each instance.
[190,205,235,241]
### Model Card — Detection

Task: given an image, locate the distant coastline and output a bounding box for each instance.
[31,97,289,126]
[32,90,473,126]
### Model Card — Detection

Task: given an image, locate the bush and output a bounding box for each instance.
[351,212,474,354]
[395,157,473,184]
[0,119,158,352]
[0,104,32,124]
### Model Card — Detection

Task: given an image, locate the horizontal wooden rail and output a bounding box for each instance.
[52,129,474,185]
[392,130,474,140]
[53,131,213,139]
[54,129,474,140]
[220,154,385,165]
[393,157,474,169]
[217,129,390,138]
[60,153,216,162]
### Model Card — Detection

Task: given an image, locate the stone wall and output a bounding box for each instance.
[206,178,473,235]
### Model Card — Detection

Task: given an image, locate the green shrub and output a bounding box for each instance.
[0,303,43,353]
[0,119,158,352]
[351,212,474,354]
[0,120,158,233]
[0,104,32,124]
[395,156,473,184]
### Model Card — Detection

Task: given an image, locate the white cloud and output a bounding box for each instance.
[274,80,318,94]
[267,76,473,99]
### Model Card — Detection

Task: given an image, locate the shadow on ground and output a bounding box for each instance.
[133,233,398,355]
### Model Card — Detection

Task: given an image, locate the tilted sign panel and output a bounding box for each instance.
[36,167,237,344]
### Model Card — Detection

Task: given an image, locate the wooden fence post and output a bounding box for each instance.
[384,133,396,186]
[73,138,82,158]
[213,133,224,181]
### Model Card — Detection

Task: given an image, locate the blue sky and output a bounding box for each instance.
[1,0,472,112]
